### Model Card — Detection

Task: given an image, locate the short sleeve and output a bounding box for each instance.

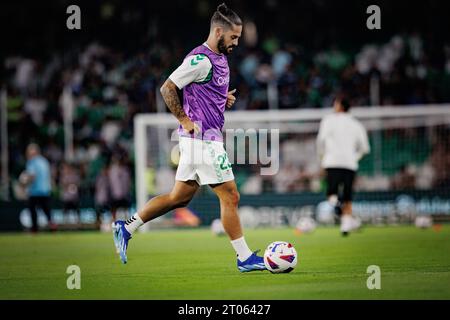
[169,54,212,89]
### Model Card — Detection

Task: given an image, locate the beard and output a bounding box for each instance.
[218,35,236,55]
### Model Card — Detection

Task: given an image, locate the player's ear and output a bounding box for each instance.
[215,26,223,38]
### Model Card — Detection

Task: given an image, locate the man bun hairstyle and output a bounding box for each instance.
[211,3,242,29]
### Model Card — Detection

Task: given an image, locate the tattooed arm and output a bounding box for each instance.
[160,79,198,133]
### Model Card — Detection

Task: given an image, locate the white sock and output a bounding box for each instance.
[328,195,338,207]
[341,215,352,233]
[124,213,144,234]
[230,237,253,262]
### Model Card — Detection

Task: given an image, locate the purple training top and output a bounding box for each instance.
[178,44,230,142]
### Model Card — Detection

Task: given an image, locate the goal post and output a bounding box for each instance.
[134,104,450,230]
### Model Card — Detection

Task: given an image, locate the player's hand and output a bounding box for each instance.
[226,89,237,108]
[180,118,200,135]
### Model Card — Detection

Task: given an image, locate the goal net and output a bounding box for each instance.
[134,104,450,230]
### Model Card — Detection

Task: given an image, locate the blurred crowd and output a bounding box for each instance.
[3,29,450,200]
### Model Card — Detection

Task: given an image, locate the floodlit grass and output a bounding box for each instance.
[0,225,449,299]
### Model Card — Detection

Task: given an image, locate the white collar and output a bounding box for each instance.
[203,42,223,55]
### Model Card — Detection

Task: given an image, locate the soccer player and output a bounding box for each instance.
[317,97,370,236]
[112,3,266,272]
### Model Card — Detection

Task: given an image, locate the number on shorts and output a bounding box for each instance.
[218,153,232,171]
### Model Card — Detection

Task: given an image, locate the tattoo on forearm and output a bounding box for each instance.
[161,82,187,122]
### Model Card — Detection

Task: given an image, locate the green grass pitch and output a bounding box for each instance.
[0,225,449,299]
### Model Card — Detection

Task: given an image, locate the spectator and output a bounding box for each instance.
[21,144,56,232]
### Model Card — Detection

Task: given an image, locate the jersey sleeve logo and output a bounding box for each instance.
[190,54,206,66]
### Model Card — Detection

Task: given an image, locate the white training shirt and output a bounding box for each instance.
[169,43,213,89]
[316,112,370,171]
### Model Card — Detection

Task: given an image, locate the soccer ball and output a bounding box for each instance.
[316,201,335,225]
[263,241,298,273]
[415,215,433,229]
[295,217,316,234]
[210,219,225,236]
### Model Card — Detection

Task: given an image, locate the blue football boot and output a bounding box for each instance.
[237,250,267,272]
[112,220,132,264]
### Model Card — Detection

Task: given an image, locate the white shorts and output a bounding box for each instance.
[176,137,234,185]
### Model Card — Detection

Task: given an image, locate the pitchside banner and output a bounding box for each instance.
[188,190,450,227]
[0,190,449,231]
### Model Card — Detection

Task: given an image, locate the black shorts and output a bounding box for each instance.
[29,196,51,213]
[326,168,356,202]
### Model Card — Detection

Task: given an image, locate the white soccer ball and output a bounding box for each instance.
[263,241,298,273]
[296,217,316,233]
[415,215,433,229]
[316,201,335,225]
[210,219,225,236]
